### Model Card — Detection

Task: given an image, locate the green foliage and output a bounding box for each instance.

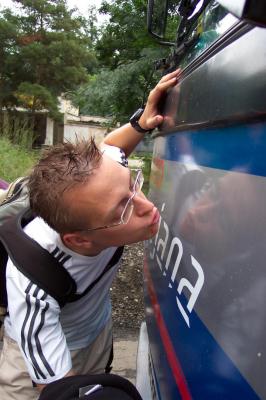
[16,82,61,119]
[0,0,96,118]
[149,0,179,43]
[0,112,36,149]
[97,0,158,69]
[73,47,164,124]
[1,0,170,131]
[0,136,39,182]
[84,6,100,46]
[0,11,20,109]
[71,0,170,123]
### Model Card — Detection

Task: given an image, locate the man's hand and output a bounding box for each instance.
[139,69,181,131]
[102,68,181,156]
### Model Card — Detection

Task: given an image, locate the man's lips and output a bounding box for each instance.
[151,208,160,225]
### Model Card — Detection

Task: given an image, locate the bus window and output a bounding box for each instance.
[180,2,238,68]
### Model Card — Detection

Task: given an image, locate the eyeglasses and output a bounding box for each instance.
[83,169,144,232]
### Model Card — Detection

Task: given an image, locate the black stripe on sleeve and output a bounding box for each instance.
[33,292,55,377]
[21,282,33,355]
[26,289,47,379]
[27,288,56,378]
[34,300,55,377]
[21,283,40,380]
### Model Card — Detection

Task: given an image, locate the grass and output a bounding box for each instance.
[0,135,152,195]
[0,137,39,182]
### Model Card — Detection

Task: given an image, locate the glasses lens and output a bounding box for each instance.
[121,201,134,224]
[137,172,144,192]
[110,170,143,228]
[131,170,144,193]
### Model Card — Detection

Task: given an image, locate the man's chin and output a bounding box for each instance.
[123,226,159,245]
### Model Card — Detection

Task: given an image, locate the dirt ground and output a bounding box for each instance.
[110,242,145,337]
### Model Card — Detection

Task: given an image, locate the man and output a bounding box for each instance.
[0,69,180,399]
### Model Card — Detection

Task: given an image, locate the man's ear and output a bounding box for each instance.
[62,232,93,252]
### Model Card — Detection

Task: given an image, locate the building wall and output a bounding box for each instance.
[64,123,107,145]
[45,117,54,146]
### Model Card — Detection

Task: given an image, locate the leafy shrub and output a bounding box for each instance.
[0,137,39,182]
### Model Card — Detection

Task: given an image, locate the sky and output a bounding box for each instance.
[67,0,103,16]
[0,0,106,19]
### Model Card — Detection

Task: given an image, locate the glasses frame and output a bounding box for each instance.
[80,169,144,232]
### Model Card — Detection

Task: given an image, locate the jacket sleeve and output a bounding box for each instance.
[6,260,72,384]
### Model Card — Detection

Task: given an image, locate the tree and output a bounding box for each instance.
[0,9,20,110]
[0,0,96,119]
[97,0,159,69]
[85,6,100,46]
[74,48,163,124]
[73,0,168,123]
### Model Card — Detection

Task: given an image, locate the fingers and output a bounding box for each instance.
[157,77,178,92]
[147,69,181,104]
[143,68,182,126]
[147,115,164,129]
[159,68,181,83]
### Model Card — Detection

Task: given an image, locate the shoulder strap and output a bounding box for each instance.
[67,246,124,303]
[0,208,124,307]
[0,177,28,206]
[0,240,8,309]
[0,208,77,307]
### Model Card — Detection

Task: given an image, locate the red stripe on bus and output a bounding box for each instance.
[144,259,192,400]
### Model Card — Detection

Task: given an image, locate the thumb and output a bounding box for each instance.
[149,115,163,128]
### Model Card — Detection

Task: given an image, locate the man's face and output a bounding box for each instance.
[66,154,160,249]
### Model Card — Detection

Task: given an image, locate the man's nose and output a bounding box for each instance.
[133,192,154,216]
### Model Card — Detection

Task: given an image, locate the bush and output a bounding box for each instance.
[0,137,39,182]
[0,112,36,150]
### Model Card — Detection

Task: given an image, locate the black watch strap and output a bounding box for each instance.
[129,108,152,134]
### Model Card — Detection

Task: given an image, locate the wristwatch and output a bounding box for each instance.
[129,108,152,134]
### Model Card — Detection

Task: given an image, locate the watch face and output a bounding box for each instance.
[130,108,144,123]
[130,108,151,133]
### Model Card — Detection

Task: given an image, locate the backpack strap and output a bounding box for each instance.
[67,246,124,303]
[0,208,124,307]
[0,177,28,206]
[0,239,8,309]
[0,177,30,228]
[0,208,77,307]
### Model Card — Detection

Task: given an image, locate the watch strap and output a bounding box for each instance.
[129,108,152,134]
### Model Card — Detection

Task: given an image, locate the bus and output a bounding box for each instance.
[136,1,266,399]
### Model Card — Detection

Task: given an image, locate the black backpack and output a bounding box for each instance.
[0,178,123,325]
[38,374,143,400]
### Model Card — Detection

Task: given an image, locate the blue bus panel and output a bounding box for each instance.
[144,122,266,399]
